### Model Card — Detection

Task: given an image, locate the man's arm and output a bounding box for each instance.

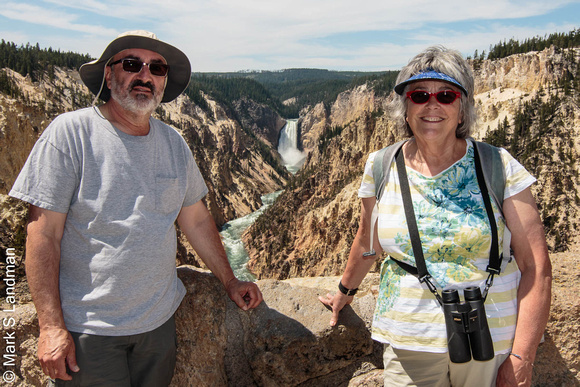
[177,201,263,310]
[26,205,79,380]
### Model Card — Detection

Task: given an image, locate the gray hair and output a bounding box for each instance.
[390,46,476,139]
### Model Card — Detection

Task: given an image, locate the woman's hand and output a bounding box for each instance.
[318,292,354,326]
[317,197,381,326]
[496,355,533,387]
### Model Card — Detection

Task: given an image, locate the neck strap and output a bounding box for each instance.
[394,144,502,304]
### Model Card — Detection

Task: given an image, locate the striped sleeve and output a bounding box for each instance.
[358,150,379,198]
[500,148,536,199]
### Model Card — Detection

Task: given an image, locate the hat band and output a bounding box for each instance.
[394,69,467,96]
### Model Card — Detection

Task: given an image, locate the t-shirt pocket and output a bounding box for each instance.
[155,176,184,215]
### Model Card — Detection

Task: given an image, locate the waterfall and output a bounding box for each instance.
[278,119,306,173]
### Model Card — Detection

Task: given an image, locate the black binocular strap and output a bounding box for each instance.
[392,145,501,304]
[472,144,501,276]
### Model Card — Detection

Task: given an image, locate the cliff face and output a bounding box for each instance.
[231,96,287,148]
[245,46,580,280]
[159,94,289,228]
[245,85,397,279]
[0,67,85,194]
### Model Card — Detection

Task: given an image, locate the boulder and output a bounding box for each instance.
[172,268,381,386]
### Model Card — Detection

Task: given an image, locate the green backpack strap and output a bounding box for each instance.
[472,140,510,264]
[373,140,408,202]
[471,140,505,214]
[364,140,407,257]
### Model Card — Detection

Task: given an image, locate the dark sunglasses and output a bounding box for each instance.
[109,58,170,77]
[406,90,461,105]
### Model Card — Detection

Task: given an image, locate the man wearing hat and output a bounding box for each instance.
[9,30,263,385]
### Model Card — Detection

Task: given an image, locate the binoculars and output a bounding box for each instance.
[442,287,494,363]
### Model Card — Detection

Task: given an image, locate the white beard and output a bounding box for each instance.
[109,72,163,115]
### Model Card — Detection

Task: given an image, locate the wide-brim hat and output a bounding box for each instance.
[394,69,468,96]
[79,30,191,103]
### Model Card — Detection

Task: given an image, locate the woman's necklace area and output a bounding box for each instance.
[404,138,466,177]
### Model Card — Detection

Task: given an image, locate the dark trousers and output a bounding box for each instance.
[51,316,177,387]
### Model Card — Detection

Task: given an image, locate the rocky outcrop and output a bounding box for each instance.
[473,46,577,94]
[0,269,382,387]
[299,102,328,154]
[231,97,287,148]
[2,249,578,386]
[0,69,65,194]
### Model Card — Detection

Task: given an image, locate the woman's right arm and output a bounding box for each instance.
[318,196,384,326]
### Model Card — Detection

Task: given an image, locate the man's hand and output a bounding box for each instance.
[225,278,263,310]
[37,327,79,380]
[318,292,353,326]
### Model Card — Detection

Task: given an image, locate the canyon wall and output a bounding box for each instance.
[245,46,580,280]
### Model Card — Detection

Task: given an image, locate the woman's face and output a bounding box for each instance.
[405,80,462,143]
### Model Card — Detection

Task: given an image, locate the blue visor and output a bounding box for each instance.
[394,70,467,96]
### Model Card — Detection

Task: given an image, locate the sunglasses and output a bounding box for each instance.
[109,58,170,77]
[406,90,461,105]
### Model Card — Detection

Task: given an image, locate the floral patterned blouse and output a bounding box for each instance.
[358,139,535,354]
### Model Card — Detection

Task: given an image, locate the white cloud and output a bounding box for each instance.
[1,0,578,70]
[0,1,117,36]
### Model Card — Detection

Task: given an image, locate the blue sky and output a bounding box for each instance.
[0,0,578,72]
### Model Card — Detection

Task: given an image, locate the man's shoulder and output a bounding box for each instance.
[151,117,188,144]
[151,117,180,133]
[45,107,97,133]
[52,106,95,122]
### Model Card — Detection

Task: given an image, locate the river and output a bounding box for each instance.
[220,190,281,281]
[220,119,303,280]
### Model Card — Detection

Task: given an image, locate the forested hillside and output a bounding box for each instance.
[192,69,399,117]
[0,40,92,81]
[471,29,580,61]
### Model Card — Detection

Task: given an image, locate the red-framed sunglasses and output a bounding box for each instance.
[406,90,461,105]
[109,58,170,77]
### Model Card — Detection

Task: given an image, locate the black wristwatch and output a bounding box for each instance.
[338,281,358,296]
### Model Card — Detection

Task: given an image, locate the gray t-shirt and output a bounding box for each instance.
[10,107,208,336]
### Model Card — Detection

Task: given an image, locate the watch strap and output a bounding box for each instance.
[338,281,358,296]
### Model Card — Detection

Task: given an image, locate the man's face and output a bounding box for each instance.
[106,48,168,115]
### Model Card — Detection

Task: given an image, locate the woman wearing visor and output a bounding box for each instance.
[320,46,551,386]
